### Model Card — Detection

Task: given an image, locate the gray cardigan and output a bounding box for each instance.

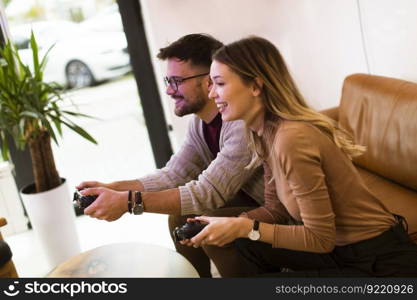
[139,115,264,215]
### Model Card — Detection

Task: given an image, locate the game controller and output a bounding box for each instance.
[173,221,207,242]
[73,190,98,210]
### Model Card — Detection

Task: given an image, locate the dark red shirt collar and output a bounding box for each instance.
[202,113,222,157]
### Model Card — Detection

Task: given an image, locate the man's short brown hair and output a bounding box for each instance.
[157,34,223,68]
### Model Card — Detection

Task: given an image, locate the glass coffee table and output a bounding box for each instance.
[47,242,199,278]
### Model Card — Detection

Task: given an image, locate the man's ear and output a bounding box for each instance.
[252,77,263,97]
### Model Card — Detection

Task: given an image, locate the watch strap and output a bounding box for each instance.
[253,220,260,231]
[134,191,142,206]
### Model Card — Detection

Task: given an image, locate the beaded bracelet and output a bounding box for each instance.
[128,190,132,213]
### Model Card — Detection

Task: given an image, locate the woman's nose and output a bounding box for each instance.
[208,86,217,99]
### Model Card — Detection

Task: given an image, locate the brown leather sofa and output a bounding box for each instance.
[0,218,18,277]
[321,73,417,243]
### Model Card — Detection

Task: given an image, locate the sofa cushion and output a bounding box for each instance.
[356,167,417,242]
[339,74,417,191]
[0,240,12,267]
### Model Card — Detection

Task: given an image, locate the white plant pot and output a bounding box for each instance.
[20,179,81,270]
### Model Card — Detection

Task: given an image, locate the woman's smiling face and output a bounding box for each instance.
[209,60,265,133]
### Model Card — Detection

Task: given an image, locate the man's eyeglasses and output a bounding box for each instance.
[164,73,209,91]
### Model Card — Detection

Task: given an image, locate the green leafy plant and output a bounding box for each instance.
[0,32,97,193]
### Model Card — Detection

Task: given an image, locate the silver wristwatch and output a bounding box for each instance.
[248,220,260,241]
[132,191,144,215]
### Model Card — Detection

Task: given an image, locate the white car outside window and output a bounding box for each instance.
[11,20,131,89]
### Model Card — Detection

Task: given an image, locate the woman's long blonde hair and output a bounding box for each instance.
[212,36,365,166]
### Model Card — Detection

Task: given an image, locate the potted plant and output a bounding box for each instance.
[0,32,97,269]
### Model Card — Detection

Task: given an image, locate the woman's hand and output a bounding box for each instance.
[181,216,253,248]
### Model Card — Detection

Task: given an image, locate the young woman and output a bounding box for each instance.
[182,36,417,276]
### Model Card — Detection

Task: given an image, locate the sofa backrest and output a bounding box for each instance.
[339,73,417,191]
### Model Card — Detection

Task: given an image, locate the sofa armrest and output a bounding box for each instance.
[0,217,18,277]
[0,218,7,241]
[320,106,339,122]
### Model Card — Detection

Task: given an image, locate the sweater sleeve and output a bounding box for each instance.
[139,118,207,192]
[272,125,336,253]
[243,163,292,224]
[179,120,261,215]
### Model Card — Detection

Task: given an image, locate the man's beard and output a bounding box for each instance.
[174,95,206,117]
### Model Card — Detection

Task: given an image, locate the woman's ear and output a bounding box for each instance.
[252,77,263,97]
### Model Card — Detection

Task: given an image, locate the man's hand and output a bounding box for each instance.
[76,181,112,190]
[82,187,129,221]
[77,179,144,192]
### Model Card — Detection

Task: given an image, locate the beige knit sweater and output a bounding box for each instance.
[139,115,264,215]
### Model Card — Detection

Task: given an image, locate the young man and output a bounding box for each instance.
[77,34,264,277]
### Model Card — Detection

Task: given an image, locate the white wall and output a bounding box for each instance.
[140,0,417,148]
[359,0,417,80]
[0,162,27,237]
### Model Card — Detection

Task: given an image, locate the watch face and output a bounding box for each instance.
[248,230,260,241]
[133,204,144,215]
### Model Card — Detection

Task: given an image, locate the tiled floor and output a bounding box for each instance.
[7,212,174,277]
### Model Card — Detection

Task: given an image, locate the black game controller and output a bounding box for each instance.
[73,190,98,210]
[173,221,208,242]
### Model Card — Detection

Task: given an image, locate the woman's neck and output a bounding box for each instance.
[247,107,265,136]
